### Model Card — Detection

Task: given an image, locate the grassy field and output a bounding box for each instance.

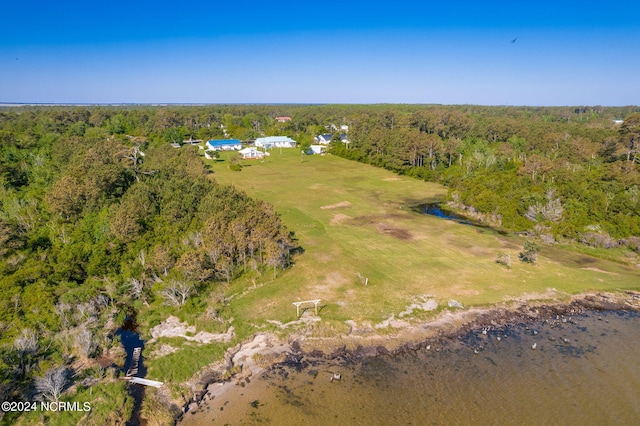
[206,149,640,332]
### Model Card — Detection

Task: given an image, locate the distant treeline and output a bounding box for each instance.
[325,105,640,249]
[2,103,639,243]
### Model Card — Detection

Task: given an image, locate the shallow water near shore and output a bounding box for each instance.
[182,310,640,425]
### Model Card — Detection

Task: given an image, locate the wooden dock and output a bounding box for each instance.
[122,346,164,387]
[126,347,142,377]
[125,377,163,388]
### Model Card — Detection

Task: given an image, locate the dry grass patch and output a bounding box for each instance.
[330,213,351,225]
[321,201,352,209]
[375,223,413,240]
[207,150,640,327]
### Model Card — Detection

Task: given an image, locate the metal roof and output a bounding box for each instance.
[207,139,241,146]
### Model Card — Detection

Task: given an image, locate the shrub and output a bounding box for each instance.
[580,232,619,249]
[495,252,511,269]
[519,239,539,263]
[621,236,640,253]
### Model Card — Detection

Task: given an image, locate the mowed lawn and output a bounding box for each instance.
[207,150,640,327]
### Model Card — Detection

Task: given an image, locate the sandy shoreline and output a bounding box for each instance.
[177,291,640,423]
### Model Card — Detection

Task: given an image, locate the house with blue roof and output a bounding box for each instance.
[206,139,242,151]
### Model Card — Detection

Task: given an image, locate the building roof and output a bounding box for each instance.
[316,134,347,142]
[255,136,296,143]
[239,147,269,157]
[207,139,241,146]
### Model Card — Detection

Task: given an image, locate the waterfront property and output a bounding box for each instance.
[255,136,296,149]
[183,310,640,426]
[208,149,640,327]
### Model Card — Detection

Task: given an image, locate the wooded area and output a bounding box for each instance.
[0,103,639,423]
[329,105,640,247]
[0,106,295,422]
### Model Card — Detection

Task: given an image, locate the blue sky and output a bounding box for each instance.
[1,1,639,105]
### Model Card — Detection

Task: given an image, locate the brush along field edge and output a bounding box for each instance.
[208,150,640,328]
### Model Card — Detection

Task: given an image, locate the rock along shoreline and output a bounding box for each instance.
[178,291,640,422]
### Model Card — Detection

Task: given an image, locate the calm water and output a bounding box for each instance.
[417,203,470,224]
[116,314,147,426]
[183,310,640,425]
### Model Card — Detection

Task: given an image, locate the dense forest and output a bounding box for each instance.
[1,104,639,423]
[0,106,295,423]
[328,106,640,249]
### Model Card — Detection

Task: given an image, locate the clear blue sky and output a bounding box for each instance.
[1,1,638,105]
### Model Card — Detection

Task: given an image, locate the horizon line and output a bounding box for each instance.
[1,102,639,108]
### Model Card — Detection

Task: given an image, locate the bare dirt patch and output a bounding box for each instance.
[502,288,562,303]
[581,267,614,274]
[314,252,334,263]
[376,223,412,240]
[450,285,481,296]
[348,213,407,226]
[320,201,352,209]
[348,215,377,226]
[325,271,348,286]
[469,246,493,257]
[330,213,351,225]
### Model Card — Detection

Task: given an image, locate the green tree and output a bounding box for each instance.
[165,127,185,144]
[519,239,539,264]
[620,113,640,163]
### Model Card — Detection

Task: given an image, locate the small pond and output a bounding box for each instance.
[413,202,472,225]
[413,202,510,236]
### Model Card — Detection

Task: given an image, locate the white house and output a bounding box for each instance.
[255,136,297,149]
[314,133,350,145]
[239,147,270,159]
[308,145,326,154]
[206,139,242,151]
[314,134,333,144]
